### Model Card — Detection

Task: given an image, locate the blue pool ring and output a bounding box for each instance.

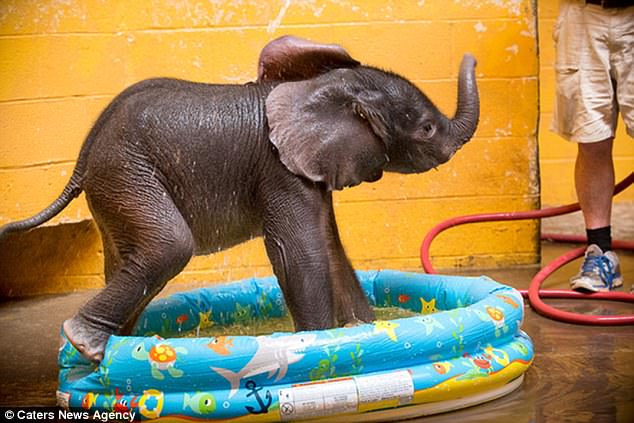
[57,270,534,421]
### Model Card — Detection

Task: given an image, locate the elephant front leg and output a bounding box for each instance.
[263,228,335,331]
[262,190,336,331]
[261,185,374,331]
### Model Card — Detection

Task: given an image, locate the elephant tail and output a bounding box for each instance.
[0,79,180,241]
[0,176,83,240]
[0,77,140,241]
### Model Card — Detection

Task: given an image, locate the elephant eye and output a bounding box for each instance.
[420,121,436,139]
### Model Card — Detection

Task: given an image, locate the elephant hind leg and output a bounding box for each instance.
[63,185,194,362]
[94,219,121,281]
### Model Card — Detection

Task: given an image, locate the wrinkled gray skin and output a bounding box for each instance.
[0,36,479,363]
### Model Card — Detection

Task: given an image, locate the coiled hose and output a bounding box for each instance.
[420,172,634,325]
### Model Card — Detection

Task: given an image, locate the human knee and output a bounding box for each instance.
[578,138,614,162]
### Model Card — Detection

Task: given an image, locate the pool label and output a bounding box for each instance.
[56,390,71,409]
[278,370,413,421]
[356,370,414,412]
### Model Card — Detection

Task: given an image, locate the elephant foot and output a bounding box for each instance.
[343,319,364,328]
[62,317,112,363]
[337,302,375,328]
[354,302,376,323]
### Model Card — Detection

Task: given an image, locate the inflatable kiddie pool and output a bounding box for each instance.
[57,270,533,421]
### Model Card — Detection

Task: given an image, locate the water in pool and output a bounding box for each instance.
[187,306,418,337]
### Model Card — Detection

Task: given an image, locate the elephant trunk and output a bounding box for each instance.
[443,54,479,158]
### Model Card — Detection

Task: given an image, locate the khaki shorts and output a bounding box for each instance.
[551,0,634,143]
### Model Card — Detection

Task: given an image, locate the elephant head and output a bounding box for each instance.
[261,36,479,191]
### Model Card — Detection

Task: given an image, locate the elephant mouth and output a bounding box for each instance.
[365,169,383,183]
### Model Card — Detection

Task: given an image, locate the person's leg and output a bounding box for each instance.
[575,137,614,251]
[551,4,627,291]
[571,137,623,291]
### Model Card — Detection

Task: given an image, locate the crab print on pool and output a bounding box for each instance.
[458,351,494,380]
[132,337,188,380]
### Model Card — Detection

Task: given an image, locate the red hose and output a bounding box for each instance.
[420,172,634,325]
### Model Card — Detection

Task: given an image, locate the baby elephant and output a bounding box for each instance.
[0,36,479,362]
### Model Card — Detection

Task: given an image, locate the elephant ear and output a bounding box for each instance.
[266,70,389,191]
[258,35,360,81]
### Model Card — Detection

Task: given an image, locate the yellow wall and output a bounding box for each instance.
[0,0,539,296]
[538,1,634,205]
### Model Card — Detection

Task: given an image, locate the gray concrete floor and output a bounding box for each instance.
[0,242,632,421]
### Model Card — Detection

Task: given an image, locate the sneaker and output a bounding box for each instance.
[570,244,623,292]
